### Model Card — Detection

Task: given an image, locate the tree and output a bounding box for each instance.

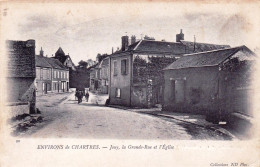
[78,60,88,68]
[87,59,95,67]
[96,53,108,62]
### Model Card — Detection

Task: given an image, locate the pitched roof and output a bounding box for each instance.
[128,40,186,54]
[180,40,230,53]
[55,47,65,55]
[35,55,52,68]
[54,56,66,63]
[118,39,230,56]
[45,57,68,70]
[164,46,254,70]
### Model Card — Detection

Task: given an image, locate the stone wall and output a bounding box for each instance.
[6,40,36,114]
[163,66,219,114]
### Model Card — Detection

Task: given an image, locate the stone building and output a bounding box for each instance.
[6,40,36,114]
[100,57,110,94]
[45,57,70,93]
[108,30,230,108]
[89,63,99,91]
[35,48,52,95]
[54,47,76,71]
[88,57,110,94]
[163,46,256,121]
[35,48,69,94]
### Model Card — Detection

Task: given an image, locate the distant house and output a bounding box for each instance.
[35,49,52,95]
[163,46,256,120]
[108,30,230,108]
[6,40,36,114]
[88,56,110,93]
[35,48,69,94]
[89,63,99,91]
[53,47,76,89]
[99,57,110,94]
[54,47,76,71]
[45,57,70,93]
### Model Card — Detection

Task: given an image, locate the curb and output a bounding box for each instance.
[107,105,236,139]
[154,113,237,140]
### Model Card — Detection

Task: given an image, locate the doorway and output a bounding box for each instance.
[171,79,185,103]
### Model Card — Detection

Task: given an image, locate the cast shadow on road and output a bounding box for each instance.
[64,100,107,107]
[78,103,106,107]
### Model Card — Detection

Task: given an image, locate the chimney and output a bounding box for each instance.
[121,35,129,51]
[131,35,136,44]
[40,47,44,56]
[112,47,114,54]
[176,29,184,42]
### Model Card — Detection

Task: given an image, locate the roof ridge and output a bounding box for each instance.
[133,40,143,50]
[181,40,230,46]
[183,46,243,57]
[142,39,180,44]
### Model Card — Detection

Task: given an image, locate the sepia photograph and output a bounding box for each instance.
[0,1,259,167]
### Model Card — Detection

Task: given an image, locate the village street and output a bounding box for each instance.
[20,92,231,140]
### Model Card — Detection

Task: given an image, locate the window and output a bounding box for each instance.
[57,71,59,78]
[49,69,51,79]
[40,69,43,80]
[115,88,121,98]
[113,61,118,76]
[36,68,41,79]
[121,59,128,75]
[54,70,56,78]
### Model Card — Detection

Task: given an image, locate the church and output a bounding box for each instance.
[53,47,76,71]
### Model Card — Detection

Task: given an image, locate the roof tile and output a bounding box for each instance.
[164,46,253,70]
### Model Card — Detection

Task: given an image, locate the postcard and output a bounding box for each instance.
[0,1,259,167]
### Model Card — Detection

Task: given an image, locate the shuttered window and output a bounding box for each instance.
[113,61,118,76]
[121,59,129,75]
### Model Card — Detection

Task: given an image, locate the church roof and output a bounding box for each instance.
[55,47,65,55]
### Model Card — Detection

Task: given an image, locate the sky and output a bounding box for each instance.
[1,2,260,65]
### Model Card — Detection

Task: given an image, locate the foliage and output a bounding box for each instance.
[133,55,177,85]
[78,60,88,68]
[96,53,108,62]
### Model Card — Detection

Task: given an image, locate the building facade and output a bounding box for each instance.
[6,40,36,114]
[35,48,69,94]
[54,47,76,71]
[45,57,70,93]
[162,46,256,121]
[109,31,230,108]
[35,48,52,95]
[89,64,99,91]
[99,57,110,94]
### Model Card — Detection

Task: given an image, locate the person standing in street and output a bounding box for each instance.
[77,90,82,104]
[85,90,89,102]
[75,90,79,101]
[77,90,81,104]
